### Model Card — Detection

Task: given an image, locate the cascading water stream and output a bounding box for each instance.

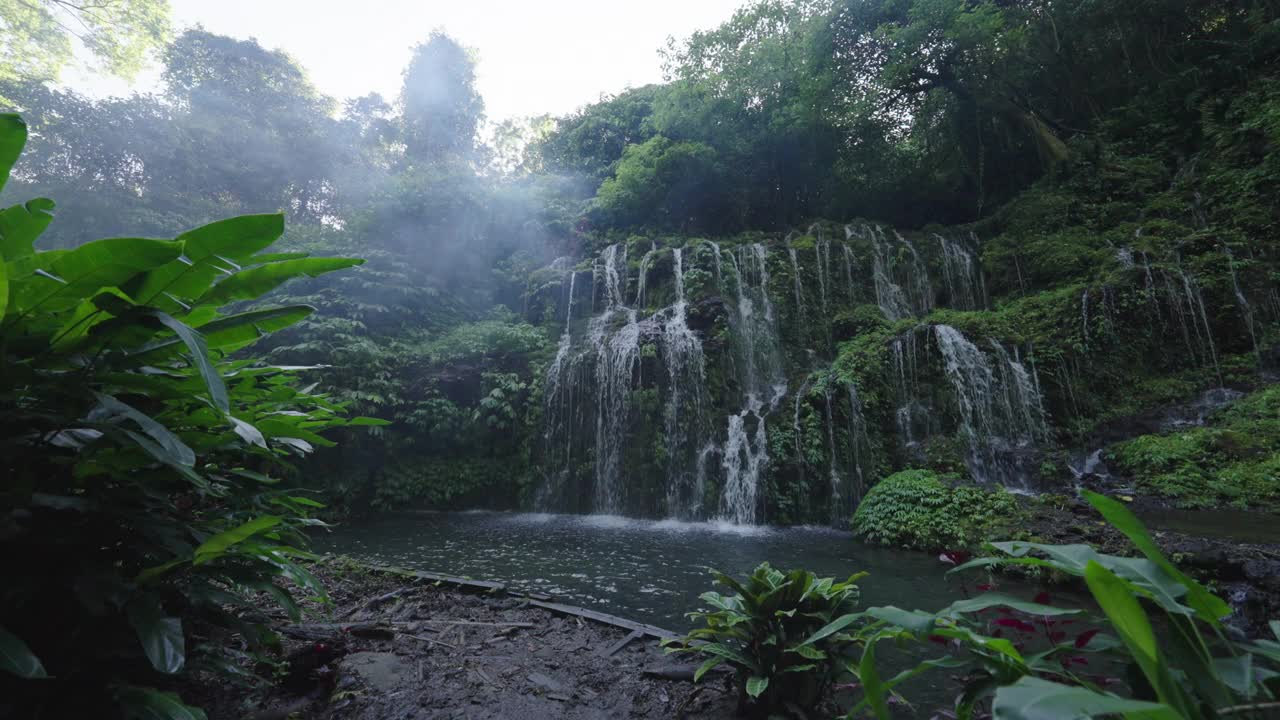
[932,325,1048,490]
[718,244,786,524]
[663,248,709,518]
[1223,247,1262,363]
[823,383,842,523]
[937,233,987,310]
[845,382,872,509]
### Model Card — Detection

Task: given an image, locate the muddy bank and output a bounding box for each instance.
[187,560,747,719]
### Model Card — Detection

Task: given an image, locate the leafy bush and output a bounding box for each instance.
[420,315,548,365]
[0,115,375,717]
[851,492,1280,719]
[852,470,1024,551]
[664,563,865,718]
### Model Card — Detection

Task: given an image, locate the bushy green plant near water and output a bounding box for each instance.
[847,492,1279,719]
[852,470,1024,551]
[1110,385,1280,510]
[663,563,865,718]
[0,115,377,718]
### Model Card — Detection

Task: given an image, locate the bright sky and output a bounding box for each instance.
[62,0,747,121]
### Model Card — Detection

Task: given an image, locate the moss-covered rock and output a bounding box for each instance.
[1108,385,1280,510]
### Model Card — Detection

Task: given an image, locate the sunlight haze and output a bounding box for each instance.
[61,0,746,120]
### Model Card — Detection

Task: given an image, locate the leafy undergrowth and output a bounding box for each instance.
[850,470,1026,552]
[1109,385,1280,511]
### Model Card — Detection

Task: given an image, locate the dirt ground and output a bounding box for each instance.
[192,560,746,719]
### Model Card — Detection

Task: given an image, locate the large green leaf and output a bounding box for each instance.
[1083,491,1231,623]
[0,114,25,194]
[801,612,864,645]
[992,677,1176,720]
[94,394,195,468]
[195,256,363,307]
[1083,561,1189,715]
[0,198,56,259]
[127,598,185,674]
[129,305,315,365]
[696,641,759,672]
[129,214,286,309]
[117,687,208,720]
[858,638,891,720]
[945,593,1083,617]
[193,516,283,565]
[150,311,229,412]
[865,606,936,634]
[10,237,182,315]
[0,625,48,678]
[745,675,769,698]
[693,656,723,682]
[0,252,8,322]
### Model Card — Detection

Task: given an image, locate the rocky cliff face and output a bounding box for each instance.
[523,216,1277,525]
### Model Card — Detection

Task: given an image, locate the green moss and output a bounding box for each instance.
[1109,385,1280,510]
[852,470,1025,551]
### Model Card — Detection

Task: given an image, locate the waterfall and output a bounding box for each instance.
[1223,247,1262,362]
[663,248,709,518]
[1080,289,1090,348]
[540,242,711,517]
[718,244,786,524]
[788,246,805,313]
[538,270,580,509]
[634,242,658,308]
[823,383,842,524]
[792,374,813,490]
[1176,269,1222,384]
[867,225,932,321]
[891,329,925,445]
[590,247,643,513]
[932,325,1048,489]
[816,238,831,313]
[937,233,987,310]
[841,245,856,297]
[845,382,873,511]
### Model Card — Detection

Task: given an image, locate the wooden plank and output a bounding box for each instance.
[343,560,678,640]
[356,562,507,593]
[601,628,644,657]
[524,599,677,640]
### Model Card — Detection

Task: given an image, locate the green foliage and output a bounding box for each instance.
[1110,386,1280,511]
[664,562,866,717]
[854,492,1277,719]
[590,136,736,232]
[420,316,547,364]
[0,0,170,87]
[852,470,1024,551]
[0,115,363,717]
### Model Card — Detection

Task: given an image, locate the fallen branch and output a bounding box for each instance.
[404,632,458,649]
[343,586,413,619]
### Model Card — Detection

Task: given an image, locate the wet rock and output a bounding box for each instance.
[527,672,568,694]
[341,652,410,693]
[1242,559,1280,589]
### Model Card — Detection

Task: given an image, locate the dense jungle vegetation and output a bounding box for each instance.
[2,0,1279,717]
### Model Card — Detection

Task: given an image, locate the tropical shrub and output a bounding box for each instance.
[849,491,1280,719]
[0,114,378,718]
[663,562,865,718]
[852,470,1024,551]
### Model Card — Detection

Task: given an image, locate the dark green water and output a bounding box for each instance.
[1137,507,1280,545]
[313,511,1015,630]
